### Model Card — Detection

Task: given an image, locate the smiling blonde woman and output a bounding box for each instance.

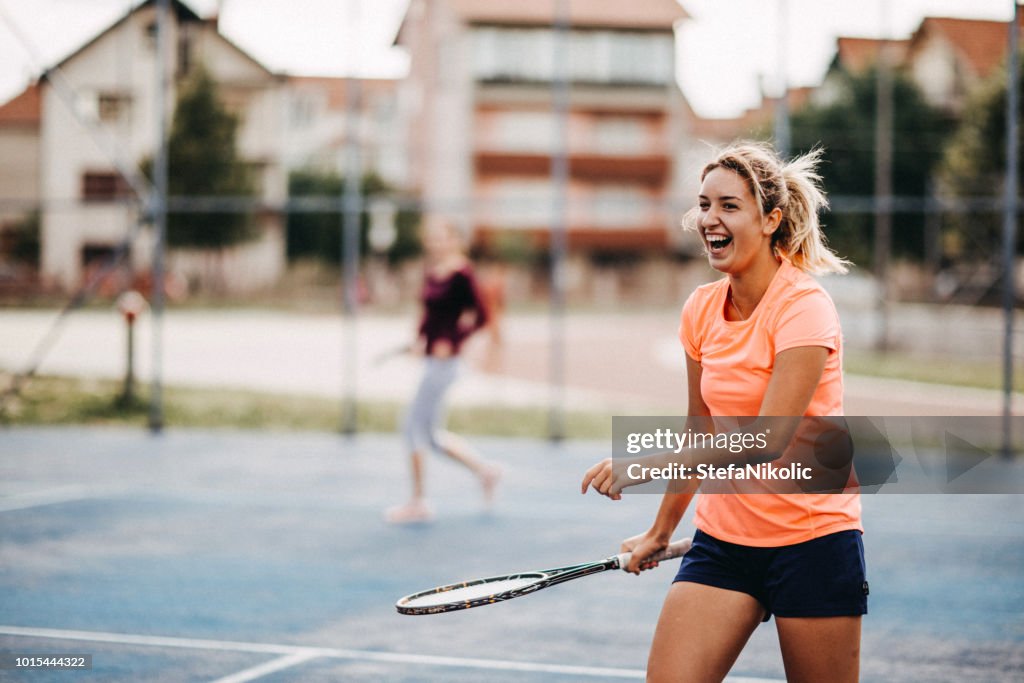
[583,141,865,683]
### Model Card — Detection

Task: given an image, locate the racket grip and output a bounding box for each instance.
[616,537,692,571]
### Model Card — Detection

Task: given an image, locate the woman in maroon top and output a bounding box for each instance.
[385,218,501,524]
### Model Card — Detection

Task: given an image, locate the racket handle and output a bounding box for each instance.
[616,537,692,571]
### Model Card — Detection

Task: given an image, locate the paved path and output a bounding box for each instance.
[0,308,1020,415]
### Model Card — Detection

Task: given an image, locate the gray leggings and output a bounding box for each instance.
[403,357,460,453]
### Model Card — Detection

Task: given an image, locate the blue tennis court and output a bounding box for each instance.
[1,427,1022,681]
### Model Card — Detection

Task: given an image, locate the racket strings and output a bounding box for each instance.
[396,558,623,613]
[400,576,542,609]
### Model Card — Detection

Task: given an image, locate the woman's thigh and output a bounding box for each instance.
[404,359,459,446]
[647,582,766,683]
[776,615,861,683]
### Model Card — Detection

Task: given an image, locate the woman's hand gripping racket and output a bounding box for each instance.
[395,538,692,615]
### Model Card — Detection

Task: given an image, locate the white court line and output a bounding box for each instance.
[208,651,322,683]
[0,624,782,681]
[0,485,106,513]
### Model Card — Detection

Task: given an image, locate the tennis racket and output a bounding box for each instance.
[372,343,413,367]
[396,538,692,615]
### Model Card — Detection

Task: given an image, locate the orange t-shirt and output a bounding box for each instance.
[679,259,862,547]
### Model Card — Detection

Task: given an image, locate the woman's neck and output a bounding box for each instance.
[728,256,781,318]
[429,253,466,276]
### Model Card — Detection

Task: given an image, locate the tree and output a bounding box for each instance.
[286,169,420,265]
[939,52,1024,260]
[6,210,39,267]
[156,65,256,250]
[789,67,955,267]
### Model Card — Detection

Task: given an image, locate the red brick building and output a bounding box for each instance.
[395,0,690,255]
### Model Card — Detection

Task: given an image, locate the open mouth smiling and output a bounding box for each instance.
[705,234,733,252]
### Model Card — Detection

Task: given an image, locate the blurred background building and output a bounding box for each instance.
[0,0,1019,441]
[395,0,688,255]
[284,76,404,185]
[814,15,1024,112]
[15,0,288,291]
[0,0,406,295]
[0,82,39,296]
[0,0,1021,310]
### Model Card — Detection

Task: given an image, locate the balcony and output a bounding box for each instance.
[475,151,668,184]
[471,27,675,87]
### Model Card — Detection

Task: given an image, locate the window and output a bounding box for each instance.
[473,28,554,82]
[472,28,674,85]
[473,28,500,79]
[81,244,117,268]
[593,117,648,154]
[289,94,317,129]
[590,186,648,227]
[493,111,556,153]
[97,93,131,122]
[372,95,395,126]
[489,180,553,228]
[82,172,133,201]
[569,32,610,83]
[607,33,673,84]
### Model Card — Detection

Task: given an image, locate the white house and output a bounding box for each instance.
[0,0,411,293]
[0,85,40,234]
[31,0,288,292]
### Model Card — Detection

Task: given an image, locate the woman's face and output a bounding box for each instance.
[423,222,462,259]
[697,167,780,276]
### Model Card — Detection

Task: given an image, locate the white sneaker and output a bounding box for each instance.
[384,500,435,524]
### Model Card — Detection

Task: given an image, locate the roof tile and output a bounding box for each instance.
[0,84,41,126]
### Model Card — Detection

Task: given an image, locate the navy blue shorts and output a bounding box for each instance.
[673,529,868,620]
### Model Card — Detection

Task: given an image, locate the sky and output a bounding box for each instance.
[0,0,1016,119]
